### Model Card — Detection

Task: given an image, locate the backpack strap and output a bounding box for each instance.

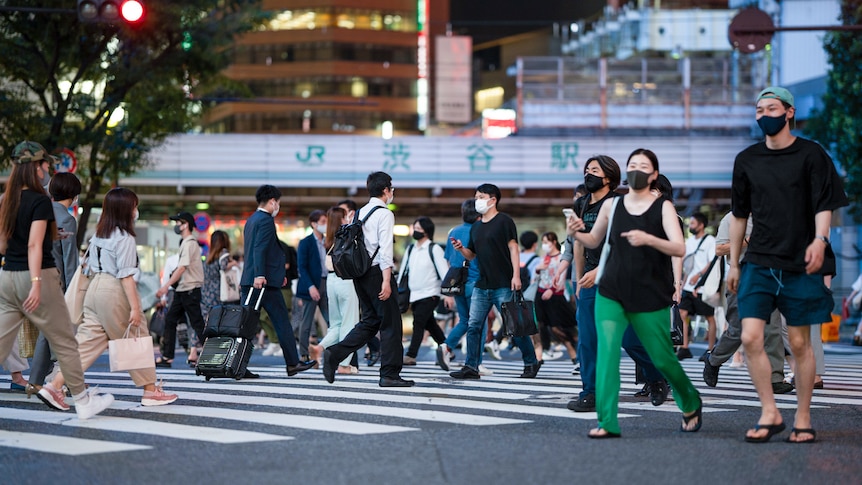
[358,205,386,261]
[428,243,442,281]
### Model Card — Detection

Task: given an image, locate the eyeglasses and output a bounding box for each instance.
[387,186,395,192]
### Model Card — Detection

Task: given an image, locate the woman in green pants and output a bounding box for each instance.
[567,148,702,438]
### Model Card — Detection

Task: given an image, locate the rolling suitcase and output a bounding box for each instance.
[203,288,265,340]
[195,336,253,381]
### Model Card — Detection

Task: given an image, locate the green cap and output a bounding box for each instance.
[11,141,58,165]
[756,86,794,108]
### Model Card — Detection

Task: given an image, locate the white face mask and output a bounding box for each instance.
[133,209,139,222]
[475,198,494,215]
[542,243,551,253]
[271,201,280,218]
[316,224,327,234]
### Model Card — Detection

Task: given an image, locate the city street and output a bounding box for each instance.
[2,342,861,484]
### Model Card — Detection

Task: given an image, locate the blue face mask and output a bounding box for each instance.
[757,113,787,137]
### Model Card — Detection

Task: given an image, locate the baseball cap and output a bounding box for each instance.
[756,86,794,108]
[11,141,58,165]
[169,211,195,228]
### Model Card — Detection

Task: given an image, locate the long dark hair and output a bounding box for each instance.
[208,230,231,265]
[324,206,346,251]
[0,159,54,241]
[95,187,138,238]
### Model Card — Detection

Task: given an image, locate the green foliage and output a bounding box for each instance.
[0,0,265,239]
[805,0,862,220]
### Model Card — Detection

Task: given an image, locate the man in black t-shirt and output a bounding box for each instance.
[449,183,540,379]
[728,86,848,444]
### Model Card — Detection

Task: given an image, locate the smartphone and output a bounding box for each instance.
[562,208,575,219]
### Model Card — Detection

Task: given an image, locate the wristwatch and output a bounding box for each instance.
[815,235,830,245]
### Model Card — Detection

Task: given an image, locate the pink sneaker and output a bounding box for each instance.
[37,384,71,411]
[141,385,178,407]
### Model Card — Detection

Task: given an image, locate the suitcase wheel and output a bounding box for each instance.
[205,376,212,381]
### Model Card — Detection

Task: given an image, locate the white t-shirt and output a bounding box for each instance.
[682,234,716,292]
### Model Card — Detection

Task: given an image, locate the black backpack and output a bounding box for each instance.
[519,254,539,285]
[330,205,386,280]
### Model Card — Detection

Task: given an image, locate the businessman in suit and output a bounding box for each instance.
[242,185,315,376]
[296,209,329,363]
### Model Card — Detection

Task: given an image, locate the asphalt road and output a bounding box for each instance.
[1,341,861,485]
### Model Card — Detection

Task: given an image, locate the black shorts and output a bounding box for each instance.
[678,290,715,317]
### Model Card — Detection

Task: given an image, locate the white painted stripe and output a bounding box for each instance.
[0,430,150,456]
[616,402,737,413]
[104,388,529,427]
[79,378,635,420]
[0,407,291,444]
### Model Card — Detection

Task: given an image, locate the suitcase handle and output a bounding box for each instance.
[244,287,265,311]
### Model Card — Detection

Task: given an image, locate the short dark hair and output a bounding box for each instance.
[692,212,708,227]
[461,199,480,224]
[520,230,538,250]
[654,174,674,202]
[96,187,138,238]
[366,171,392,198]
[585,154,621,191]
[256,185,281,205]
[413,216,435,240]
[48,172,82,202]
[476,183,501,202]
[337,199,357,211]
[308,209,326,224]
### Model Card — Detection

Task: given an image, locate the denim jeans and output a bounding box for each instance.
[445,282,484,363]
[465,287,537,369]
[576,285,598,398]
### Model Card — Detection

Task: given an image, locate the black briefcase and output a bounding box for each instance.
[501,290,538,337]
[203,287,265,340]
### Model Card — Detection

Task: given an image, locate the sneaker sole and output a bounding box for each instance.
[142,395,179,407]
[436,347,450,371]
[37,391,70,411]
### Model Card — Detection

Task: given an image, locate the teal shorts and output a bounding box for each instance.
[737,263,833,326]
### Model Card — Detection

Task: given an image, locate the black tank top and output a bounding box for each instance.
[598,197,674,313]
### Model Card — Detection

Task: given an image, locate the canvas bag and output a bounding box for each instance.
[64,247,92,325]
[108,325,156,372]
[594,197,621,286]
[681,236,708,281]
[219,253,241,302]
[695,255,724,307]
[330,206,385,280]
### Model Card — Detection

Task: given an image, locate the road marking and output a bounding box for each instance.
[0,430,150,456]
[0,407,291,444]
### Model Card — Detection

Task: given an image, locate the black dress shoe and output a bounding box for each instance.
[519,362,540,378]
[287,360,316,377]
[650,380,669,406]
[323,348,336,383]
[379,376,415,387]
[243,370,260,379]
[450,366,480,379]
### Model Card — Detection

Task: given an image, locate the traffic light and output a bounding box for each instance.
[78,0,145,24]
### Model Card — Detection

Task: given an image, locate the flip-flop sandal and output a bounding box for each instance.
[785,427,816,443]
[680,398,703,433]
[587,427,621,439]
[745,422,786,443]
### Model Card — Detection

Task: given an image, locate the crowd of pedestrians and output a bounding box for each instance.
[0,86,848,442]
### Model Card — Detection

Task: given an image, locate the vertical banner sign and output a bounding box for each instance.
[416,0,429,130]
[435,35,473,123]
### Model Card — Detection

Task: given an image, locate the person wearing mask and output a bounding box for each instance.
[533,232,578,372]
[45,188,178,407]
[567,148,702,438]
[242,185,316,377]
[25,172,82,396]
[155,212,207,369]
[399,216,450,365]
[557,155,669,412]
[323,172,413,387]
[677,212,718,360]
[296,210,329,365]
[436,200,481,372]
[728,87,847,443]
[449,183,540,380]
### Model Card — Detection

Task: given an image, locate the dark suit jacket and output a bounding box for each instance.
[241,209,285,288]
[296,232,323,300]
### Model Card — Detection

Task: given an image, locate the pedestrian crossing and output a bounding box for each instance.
[2,354,861,456]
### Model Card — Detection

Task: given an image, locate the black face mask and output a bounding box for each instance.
[584,173,605,193]
[174,224,183,235]
[412,231,425,241]
[757,113,787,137]
[626,170,652,190]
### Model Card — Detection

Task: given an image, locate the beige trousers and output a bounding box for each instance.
[78,273,155,387]
[0,268,86,395]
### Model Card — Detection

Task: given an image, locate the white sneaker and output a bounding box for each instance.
[478,364,494,376]
[460,338,468,355]
[273,347,284,357]
[484,341,502,360]
[262,342,279,356]
[75,388,115,420]
[542,350,563,361]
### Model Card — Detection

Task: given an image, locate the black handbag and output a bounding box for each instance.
[501,290,538,337]
[397,270,410,313]
[670,303,684,346]
[441,262,468,296]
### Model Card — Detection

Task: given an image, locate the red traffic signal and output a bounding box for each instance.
[78,0,145,24]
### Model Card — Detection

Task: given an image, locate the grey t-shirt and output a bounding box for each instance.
[52,201,79,290]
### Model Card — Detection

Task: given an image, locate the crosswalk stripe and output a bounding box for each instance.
[0,406,291,444]
[0,430,151,456]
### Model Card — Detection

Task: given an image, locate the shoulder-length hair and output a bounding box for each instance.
[208,230,231,264]
[0,159,52,241]
[95,187,138,238]
[324,206,347,251]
